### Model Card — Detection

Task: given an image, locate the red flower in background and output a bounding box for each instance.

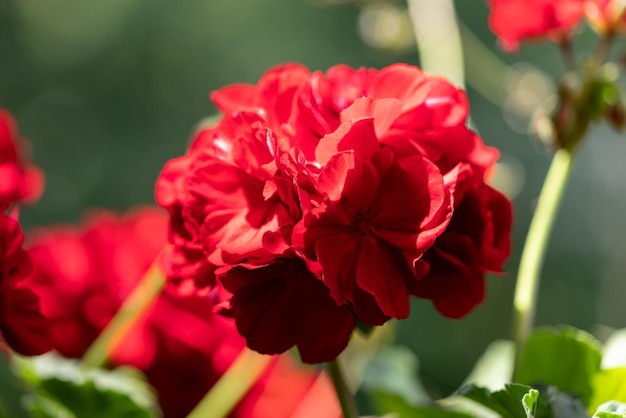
[27,207,167,357]
[0,109,44,206]
[156,62,513,362]
[0,211,51,355]
[585,0,626,34]
[27,207,341,417]
[488,0,585,50]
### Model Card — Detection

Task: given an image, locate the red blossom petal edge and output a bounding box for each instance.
[1,213,51,355]
[0,108,44,207]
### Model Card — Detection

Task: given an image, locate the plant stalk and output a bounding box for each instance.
[327,359,359,418]
[186,349,272,418]
[512,148,575,379]
[82,254,166,369]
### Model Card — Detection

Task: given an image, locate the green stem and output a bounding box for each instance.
[559,37,578,73]
[82,255,166,369]
[186,349,272,418]
[407,0,465,87]
[512,148,575,380]
[327,359,359,418]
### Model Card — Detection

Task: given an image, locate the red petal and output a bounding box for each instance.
[356,236,411,319]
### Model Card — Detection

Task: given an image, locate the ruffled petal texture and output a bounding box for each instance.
[155,62,513,362]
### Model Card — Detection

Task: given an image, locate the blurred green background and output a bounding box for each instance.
[1,0,625,408]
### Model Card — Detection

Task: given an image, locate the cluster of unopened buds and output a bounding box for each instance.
[490,0,626,150]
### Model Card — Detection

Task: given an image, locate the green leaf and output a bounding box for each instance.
[456,383,541,418]
[360,345,431,406]
[592,401,626,417]
[463,340,514,391]
[341,321,395,391]
[360,345,472,417]
[371,392,473,418]
[589,368,626,413]
[456,383,586,418]
[13,353,161,418]
[517,327,602,405]
[602,330,626,369]
[522,389,539,418]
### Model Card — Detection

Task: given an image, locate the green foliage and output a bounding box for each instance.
[13,354,161,418]
[456,384,590,418]
[456,383,550,418]
[359,326,626,418]
[522,389,539,418]
[372,392,473,418]
[361,345,430,406]
[602,330,626,369]
[592,401,626,418]
[516,327,602,405]
[589,368,626,413]
[462,340,515,390]
[360,345,471,417]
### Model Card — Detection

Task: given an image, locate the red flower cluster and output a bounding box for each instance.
[0,109,44,206]
[0,108,50,356]
[26,207,341,417]
[156,63,512,363]
[0,211,52,355]
[488,0,585,50]
[584,0,626,34]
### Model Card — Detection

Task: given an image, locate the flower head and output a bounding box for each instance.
[0,212,51,355]
[488,0,585,50]
[26,206,341,416]
[156,62,513,362]
[584,0,626,34]
[0,108,44,207]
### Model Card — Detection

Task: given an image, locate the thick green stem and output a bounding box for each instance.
[82,255,166,369]
[327,359,359,418]
[512,148,574,379]
[186,349,272,418]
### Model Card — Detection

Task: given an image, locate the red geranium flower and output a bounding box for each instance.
[26,207,341,416]
[156,62,513,362]
[584,0,626,34]
[0,108,44,206]
[217,255,355,363]
[410,183,513,318]
[0,211,51,355]
[298,118,452,324]
[27,207,168,357]
[488,0,585,50]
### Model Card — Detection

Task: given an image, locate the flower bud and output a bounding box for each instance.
[605,101,626,130]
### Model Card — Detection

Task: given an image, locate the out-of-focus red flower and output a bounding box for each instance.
[118,283,341,418]
[0,212,51,355]
[0,108,44,206]
[27,207,167,357]
[488,0,585,51]
[584,0,626,34]
[156,62,513,362]
[27,207,341,417]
